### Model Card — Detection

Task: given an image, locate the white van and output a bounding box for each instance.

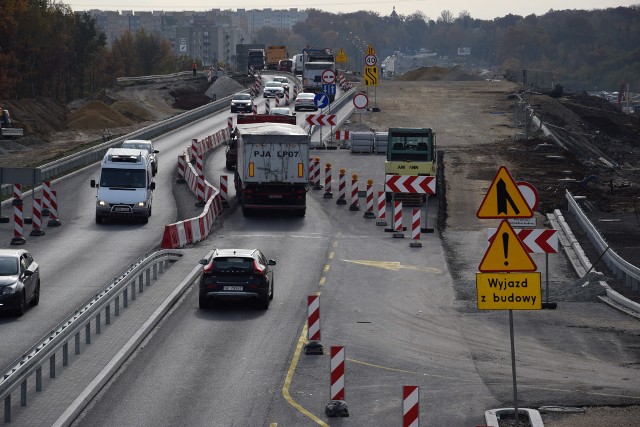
[90,148,155,224]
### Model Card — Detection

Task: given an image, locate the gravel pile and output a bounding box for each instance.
[205,76,246,99]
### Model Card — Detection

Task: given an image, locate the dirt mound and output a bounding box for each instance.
[397,66,483,82]
[111,100,156,122]
[1,97,68,140]
[205,75,246,99]
[67,100,133,130]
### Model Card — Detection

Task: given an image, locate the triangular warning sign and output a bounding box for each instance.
[336,48,348,63]
[477,166,533,218]
[479,220,537,272]
[366,44,376,55]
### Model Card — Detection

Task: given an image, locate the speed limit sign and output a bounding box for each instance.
[365,54,377,66]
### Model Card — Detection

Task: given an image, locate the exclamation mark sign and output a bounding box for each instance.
[502,232,509,266]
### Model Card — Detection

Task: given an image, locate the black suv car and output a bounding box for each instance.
[199,249,275,309]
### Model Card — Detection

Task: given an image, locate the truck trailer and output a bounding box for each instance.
[265,45,288,70]
[234,122,309,217]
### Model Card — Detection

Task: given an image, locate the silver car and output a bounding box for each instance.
[263,81,285,98]
[294,92,318,111]
[271,76,290,92]
[121,139,159,176]
[0,249,41,316]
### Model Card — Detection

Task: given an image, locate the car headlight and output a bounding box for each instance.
[1,284,17,295]
[136,201,146,207]
[98,200,108,207]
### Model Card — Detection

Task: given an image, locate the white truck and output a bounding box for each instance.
[90,148,155,224]
[234,122,309,217]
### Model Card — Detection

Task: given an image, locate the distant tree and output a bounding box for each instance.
[112,30,136,77]
[438,10,454,24]
[134,29,172,75]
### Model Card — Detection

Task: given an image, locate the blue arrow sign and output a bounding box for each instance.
[323,84,336,95]
[314,93,330,109]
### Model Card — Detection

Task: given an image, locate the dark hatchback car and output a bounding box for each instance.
[199,248,275,309]
[0,249,41,316]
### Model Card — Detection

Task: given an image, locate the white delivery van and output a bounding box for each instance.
[90,148,155,224]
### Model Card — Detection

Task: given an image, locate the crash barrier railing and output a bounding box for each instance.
[566,190,640,292]
[0,249,184,423]
[160,128,230,249]
[116,70,199,84]
[0,90,244,201]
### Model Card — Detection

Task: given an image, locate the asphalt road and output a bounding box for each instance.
[3,78,639,426]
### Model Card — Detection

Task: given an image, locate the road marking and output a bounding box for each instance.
[341,260,442,274]
[282,322,330,427]
[319,277,326,286]
[329,251,334,260]
[324,264,330,272]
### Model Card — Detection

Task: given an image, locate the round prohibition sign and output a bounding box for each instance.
[365,54,377,66]
[353,92,368,109]
[322,69,336,84]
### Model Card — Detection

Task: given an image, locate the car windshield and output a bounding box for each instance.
[297,94,314,100]
[0,257,18,275]
[234,94,251,100]
[274,78,287,83]
[212,257,254,272]
[265,82,282,88]
[100,168,147,188]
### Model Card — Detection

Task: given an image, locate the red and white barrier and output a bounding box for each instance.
[364,181,375,218]
[190,138,199,162]
[308,157,315,185]
[376,191,387,226]
[335,131,350,141]
[11,203,26,245]
[337,169,347,205]
[285,90,290,105]
[196,152,204,176]
[177,154,187,183]
[227,116,233,130]
[275,95,280,107]
[312,158,321,190]
[330,346,345,401]
[196,174,206,206]
[265,98,270,114]
[392,201,404,237]
[403,386,419,427]
[29,198,45,236]
[42,180,53,216]
[219,175,229,207]
[349,175,359,211]
[252,104,257,115]
[47,190,61,226]
[323,163,333,198]
[410,208,422,247]
[304,295,323,355]
[13,184,22,201]
[293,85,298,99]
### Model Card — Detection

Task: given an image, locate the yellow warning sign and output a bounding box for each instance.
[477,166,533,218]
[364,66,378,86]
[366,44,376,55]
[476,272,542,310]
[336,48,347,63]
[478,220,537,272]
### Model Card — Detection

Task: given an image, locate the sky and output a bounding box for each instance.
[59,0,638,20]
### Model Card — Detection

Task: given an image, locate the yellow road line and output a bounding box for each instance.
[319,277,326,286]
[323,264,330,272]
[329,251,334,260]
[282,323,329,427]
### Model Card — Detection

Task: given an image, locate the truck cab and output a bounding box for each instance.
[90,148,155,224]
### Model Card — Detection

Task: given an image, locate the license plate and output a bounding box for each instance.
[114,207,130,212]
[223,286,243,291]
[268,195,283,199]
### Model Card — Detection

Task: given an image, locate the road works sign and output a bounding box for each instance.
[366,44,376,55]
[335,48,347,63]
[306,114,336,126]
[488,228,558,254]
[364,66,379,86]
[479,220,537,272]
[477,166,533,219]
[476,272,542,310]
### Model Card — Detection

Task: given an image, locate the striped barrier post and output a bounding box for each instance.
[323,163,333,198]
[312,158,322,190]
[349,174,360,211]
[47,190,62,226]
[196,174,206,207]
[196,152,204,177]
[293,85,298,100]
[42,180,53,216]
[304,295,323,355]
[308,158,315,185]
[29,198,45,236]
[190,138,198,164]
[403,386,419,427]
[376,191,387,226]
[265,98,270,114]
[13,184,22,202]
[176,153,187,183]
[275,95,280,107]
[410,208,422,247]
[11,203,26,245]
[285,90,290,105]
[392,201,404,237]
[364,180,375,218]
[325,346,349,417]
[228,116,233,130]
[252,104,257,115]
[220,175,229,207]
[336,169,347,205]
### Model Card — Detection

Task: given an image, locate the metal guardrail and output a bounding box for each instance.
[0,249,187,422]
[0,91,241,201]
[566,190,640,291]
